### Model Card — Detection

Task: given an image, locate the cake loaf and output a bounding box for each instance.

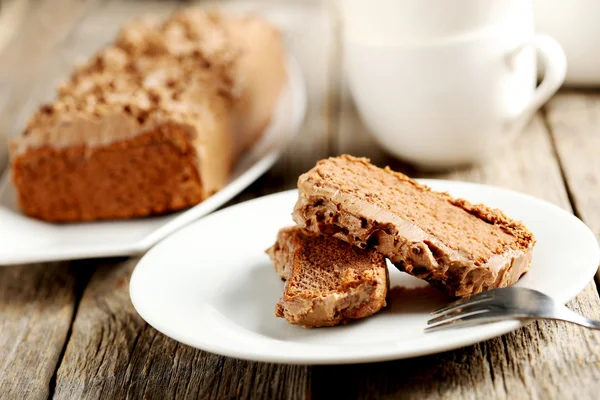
[292,155,535,298]
[266,226,388,327]
[10,10,286,222]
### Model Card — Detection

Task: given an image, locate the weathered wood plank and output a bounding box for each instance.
[0,2,101,399]
[544,91,600,244]
[53,1,331,399]
[321,83,600,399]
[0,263,89,400]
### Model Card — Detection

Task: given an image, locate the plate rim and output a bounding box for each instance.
[129,182,600,364]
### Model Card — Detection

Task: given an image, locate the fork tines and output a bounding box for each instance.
[430,290,497,316]
[426,289,502,333]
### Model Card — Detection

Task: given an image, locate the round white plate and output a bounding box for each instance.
[0,56,306,266]
[130,182,600,364]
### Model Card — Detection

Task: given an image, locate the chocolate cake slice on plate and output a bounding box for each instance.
[266,226,389,327]
[292,155,535,298]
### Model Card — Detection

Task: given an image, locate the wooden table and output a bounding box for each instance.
[1,1,600,398]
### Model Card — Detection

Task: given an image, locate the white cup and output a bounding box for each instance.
[534,0,600,86]
[340,0,567,169]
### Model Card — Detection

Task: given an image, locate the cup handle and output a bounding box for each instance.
[508,34,567,136]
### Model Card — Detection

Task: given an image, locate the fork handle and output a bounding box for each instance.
[555,307,600,330]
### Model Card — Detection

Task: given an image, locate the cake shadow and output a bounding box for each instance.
[382,285,450,315]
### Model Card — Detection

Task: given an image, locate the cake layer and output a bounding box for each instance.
[292,155,535,298]
[12,126,204,222]
[266,226,388,327]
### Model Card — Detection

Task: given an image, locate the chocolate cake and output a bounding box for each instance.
[266,226,388,327]
[292,155,535,298]
[10,10,286,222]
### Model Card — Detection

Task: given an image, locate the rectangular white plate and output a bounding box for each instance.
[0,57,306,266]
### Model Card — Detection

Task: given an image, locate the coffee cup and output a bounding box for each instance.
[340,0,567,169]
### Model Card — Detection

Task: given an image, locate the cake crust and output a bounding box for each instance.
[266,226,388,327]
[292,155,536,298]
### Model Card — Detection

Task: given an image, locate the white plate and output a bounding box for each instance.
[0,57,306,266]
[130,182,600,364]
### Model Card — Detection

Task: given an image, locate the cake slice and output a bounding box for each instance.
[9,10,286,222]
[266,226,388,327]
[292,155,535,298]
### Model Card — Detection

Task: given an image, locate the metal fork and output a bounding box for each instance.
[425,287,600,332]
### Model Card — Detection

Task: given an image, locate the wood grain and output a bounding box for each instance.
[0,262,90,399]
[324,83,600,399]
[544,91,600,243]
